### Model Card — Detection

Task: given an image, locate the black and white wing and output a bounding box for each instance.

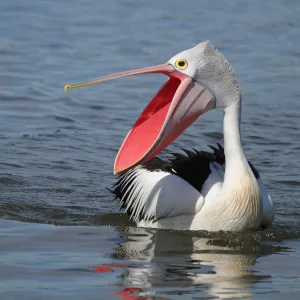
[111,159,204,223]
[111,144,235,223]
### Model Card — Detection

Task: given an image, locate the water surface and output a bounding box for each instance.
[0,0,299,298]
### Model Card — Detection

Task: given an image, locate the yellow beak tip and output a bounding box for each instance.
[64,84,70,92]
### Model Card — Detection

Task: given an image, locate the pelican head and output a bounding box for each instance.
[65,41,241,173]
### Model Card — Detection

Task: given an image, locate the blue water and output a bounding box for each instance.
[0,0,299,298]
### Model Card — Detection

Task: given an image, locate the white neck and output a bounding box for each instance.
[218,100,262,230]
[222,101,251,183]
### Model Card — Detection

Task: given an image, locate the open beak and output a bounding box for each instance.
[65,63,215,174]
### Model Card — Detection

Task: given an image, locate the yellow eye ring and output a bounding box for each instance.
[175,59,188,70]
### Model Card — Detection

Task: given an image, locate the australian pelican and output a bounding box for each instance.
[65,41,274,231]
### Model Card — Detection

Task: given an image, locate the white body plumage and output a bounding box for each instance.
[116,158,274,231]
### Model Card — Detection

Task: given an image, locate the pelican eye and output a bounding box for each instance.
[175,59,188,70]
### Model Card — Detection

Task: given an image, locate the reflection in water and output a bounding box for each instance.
[190,238,256,298]
[112,227,276,299]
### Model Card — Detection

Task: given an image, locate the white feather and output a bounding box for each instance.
[118,161,274,231]
[119,166,205,223]
[201,162,224,197]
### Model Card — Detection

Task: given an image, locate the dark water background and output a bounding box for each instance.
[0,0,299,298]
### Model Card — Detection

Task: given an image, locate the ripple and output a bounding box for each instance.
[279,180,300,186]
[203,132,223,139]
[88,105,105,110]
[0,176,25,185]
[54,116,75,123]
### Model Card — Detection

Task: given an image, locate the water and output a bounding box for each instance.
[0,0,299,298]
